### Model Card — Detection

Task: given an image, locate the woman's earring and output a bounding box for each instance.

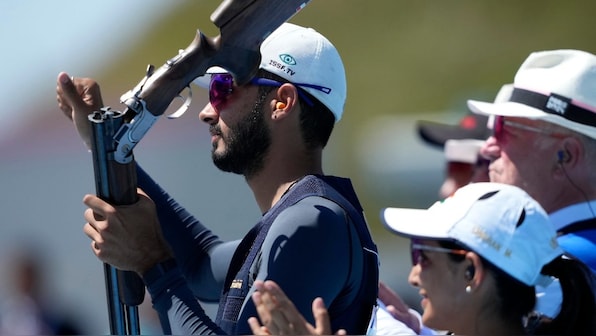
[465,285,472,294]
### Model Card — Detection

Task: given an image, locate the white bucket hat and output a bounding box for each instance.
[194,23,346,122]
[381,182,563,286]
[467,49,596,139]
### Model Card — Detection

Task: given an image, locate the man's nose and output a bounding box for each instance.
[199,103,218,124]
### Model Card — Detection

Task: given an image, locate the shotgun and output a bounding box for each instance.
[88,0,312,334]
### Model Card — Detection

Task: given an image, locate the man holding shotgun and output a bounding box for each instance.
[56,23,379,335]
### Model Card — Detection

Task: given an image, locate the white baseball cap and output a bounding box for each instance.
[381,182,563,286]
[467,49,596,139]
[194,22,346,122]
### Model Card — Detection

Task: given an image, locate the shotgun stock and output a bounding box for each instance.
[115,0,311,163]
[88,0,312,334]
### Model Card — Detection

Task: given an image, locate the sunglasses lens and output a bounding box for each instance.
[493,115,503,139]
[209,74,233,108]
[411,249,420,266]
[410,240,420,266]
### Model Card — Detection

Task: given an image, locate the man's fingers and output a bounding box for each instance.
[57,72,81,112]
[255,291,286,335]
[57,71,97,111]
[262,282,315,335]
[262,280,284,298]
[80,76,104,108]
[252,291,275,331]
[82,194,114,220]
[253,280,328,335]
[56,72,103,138]
[248,317,271,336]
[254,282,298,334]
[56,72,74,118]
[311,297,332,335]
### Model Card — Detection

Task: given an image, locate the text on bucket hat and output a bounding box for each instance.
[467,49,596,139]
[381,182,563,286]
[194,23,346,122]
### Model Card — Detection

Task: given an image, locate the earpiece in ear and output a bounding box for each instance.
[465,265,475,281]
[557,150,570,163]
[276,102,286,110]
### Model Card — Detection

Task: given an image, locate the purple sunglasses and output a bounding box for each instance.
[208,73,331,109]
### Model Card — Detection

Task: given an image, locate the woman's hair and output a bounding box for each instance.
[531,256,596,335]
[439,240,536,329]
[256,69,335,149]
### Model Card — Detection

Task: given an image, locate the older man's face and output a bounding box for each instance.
[479,116,565,211]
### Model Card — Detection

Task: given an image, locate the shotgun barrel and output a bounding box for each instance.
[89,108,144,335]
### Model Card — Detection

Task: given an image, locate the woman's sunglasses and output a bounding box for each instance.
[208,73,331,109]
[410,240,467,266]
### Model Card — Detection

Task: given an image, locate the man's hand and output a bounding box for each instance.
[248,280,346,336]
[82,188,173,275]
[56,72,103,149]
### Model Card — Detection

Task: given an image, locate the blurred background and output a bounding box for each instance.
[2,0,596,333]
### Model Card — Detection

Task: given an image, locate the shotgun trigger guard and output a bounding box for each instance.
[167,85,192,119]
[165,50,193,119]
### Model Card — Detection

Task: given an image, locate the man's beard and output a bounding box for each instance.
[211,100,271,178]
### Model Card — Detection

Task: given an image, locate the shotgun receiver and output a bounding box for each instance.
[88,0,312,334]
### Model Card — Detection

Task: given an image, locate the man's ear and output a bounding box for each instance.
[560,137,582,167]
[554,136,583,180]
[270,84,299,121]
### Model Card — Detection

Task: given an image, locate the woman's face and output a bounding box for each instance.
[407,239,470,331]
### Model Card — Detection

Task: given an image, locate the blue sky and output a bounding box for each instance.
[0,1,177,142]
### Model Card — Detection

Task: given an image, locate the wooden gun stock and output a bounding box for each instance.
[126,0,311,119]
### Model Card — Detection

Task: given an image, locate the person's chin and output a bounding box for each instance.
[211,141,228,155]
[420,308,437,331]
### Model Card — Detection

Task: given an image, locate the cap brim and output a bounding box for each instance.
[467,100,546,119]
[417,119,489,147]
[380,207,451,240]
[417,121,463,147]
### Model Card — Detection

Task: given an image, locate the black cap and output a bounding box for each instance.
[417,112,490,148]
